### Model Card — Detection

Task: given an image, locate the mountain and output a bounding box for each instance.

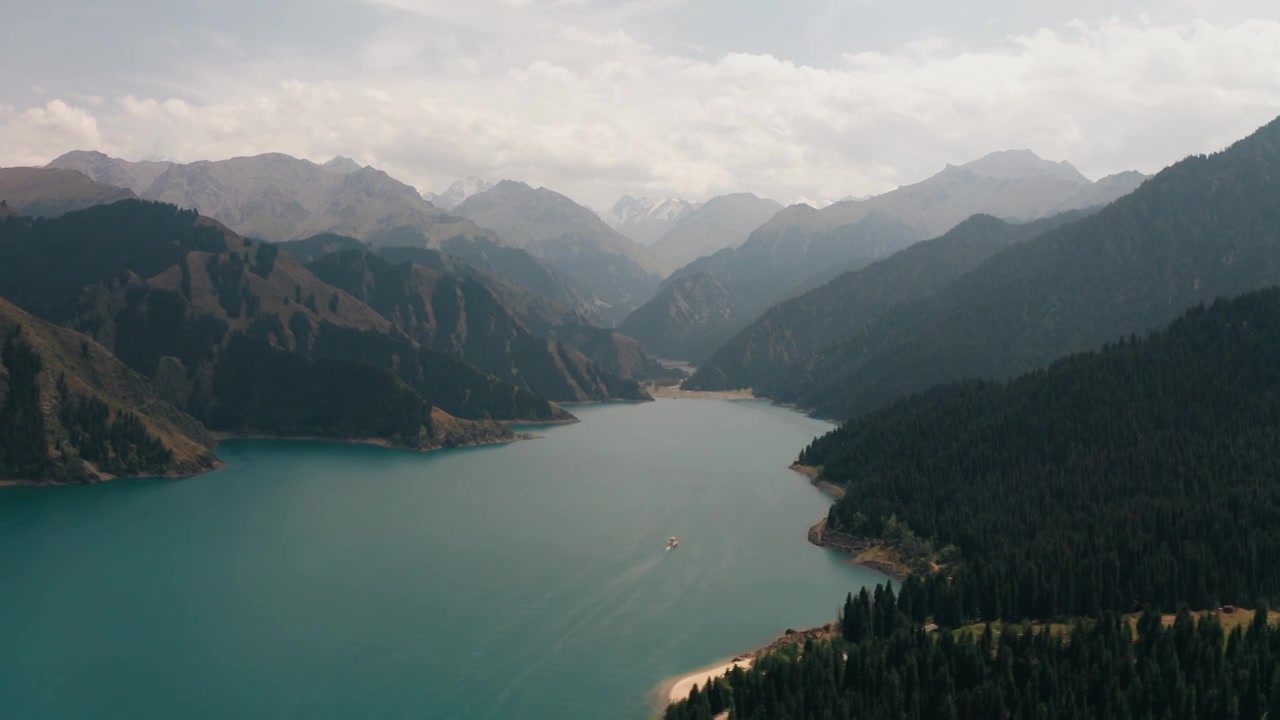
[323,156,363,174]
[1053,169,1149,213]
[686,209,1095,392]
[806,286,1280,619]
[0,296,219,483]
[45,150,172,193]
[306,250,649,402]
[423,177,495,210]
[650,193,783,268]
[622,210,917,362]
[455,180,666,323]
[601,196,699,245]
[617,273,734,362]
[552,323,685,383]
[0,167,136,217]
[770,115,1280,419]
[384,239,610,331]
[47,151,495,247]
[0,201,571,459]
[273,233,371,264]
[278,237,674,382]
[622,150,1144,361]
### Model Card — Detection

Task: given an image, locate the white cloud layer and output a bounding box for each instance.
[2,4,1279,208]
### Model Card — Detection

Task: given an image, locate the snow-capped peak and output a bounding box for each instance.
[604,196,696,225]
[600,195,701,245]
[423,177,495,210]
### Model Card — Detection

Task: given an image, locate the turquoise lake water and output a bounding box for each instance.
[0,398,885,719]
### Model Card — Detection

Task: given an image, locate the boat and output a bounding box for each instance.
[666,536,679,551]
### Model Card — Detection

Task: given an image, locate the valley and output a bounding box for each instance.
[3,14,1280,715]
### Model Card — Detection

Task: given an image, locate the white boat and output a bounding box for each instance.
[666,536,679,551]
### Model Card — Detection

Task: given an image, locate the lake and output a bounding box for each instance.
[0,398,884,719]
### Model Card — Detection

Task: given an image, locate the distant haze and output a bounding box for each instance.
[2,1,1279,207]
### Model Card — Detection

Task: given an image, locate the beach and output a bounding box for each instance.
[656,656,755,708]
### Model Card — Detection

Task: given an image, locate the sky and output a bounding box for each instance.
[3,0,1280,209]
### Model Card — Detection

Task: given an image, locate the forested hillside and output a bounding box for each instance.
[769,115,1280,419]
[0,297,218,482]
[687,209,1092,392]
[666,600,1280,720]
[306,250,649,402]
[666,286,1280,720]
[0,201,568,468]
[282,236,673,381]
[803,288,1280,619]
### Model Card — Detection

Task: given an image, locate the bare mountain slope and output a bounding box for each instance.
[651,193,782,268]
[456,180,665,323]
[47,151,496,247]
[0,167,136,217]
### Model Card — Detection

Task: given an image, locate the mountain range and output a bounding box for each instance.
[307,242,677,382]
[621,150,1149,361]
[0,200,626,481]
[649,193,783,268]
[455,180,666,323]
[303,248,649,402]
[47,151,494,247]
[686,209,1095,392]
[601,196,699,245]
[700,116,1280,421]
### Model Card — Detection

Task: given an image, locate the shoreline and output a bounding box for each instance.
[790,464,913,581]
[652,657,754,712]
[789,463,846,499]
[653,624,838,713]
[0,458,227,488]
[212,430,538,450]
[643,383,756,400]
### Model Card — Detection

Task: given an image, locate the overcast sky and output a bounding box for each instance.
[3,0,1279,208]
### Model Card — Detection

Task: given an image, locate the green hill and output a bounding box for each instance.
[307,250,649,402]
[0,201,569,466]
[0,296,218,483]
[803,287,1280,620]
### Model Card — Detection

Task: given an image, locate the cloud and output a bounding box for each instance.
[0,100,106,167]
[1,12,1278,208]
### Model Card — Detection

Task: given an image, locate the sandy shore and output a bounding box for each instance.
[645,383,756,400]
[789,463,846,499]
[656,657,755,707]
[211,431,537,448]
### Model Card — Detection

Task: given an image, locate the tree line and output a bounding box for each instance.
[669,287,1280,718]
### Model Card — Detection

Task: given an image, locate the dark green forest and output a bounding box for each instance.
[667,287,1280,719]
[0,328,51,478]
[0,201,226,322]
[1,325,174,480]
[57,377,173,476]
[801,289,1280,620]
[666,590,1280,720]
